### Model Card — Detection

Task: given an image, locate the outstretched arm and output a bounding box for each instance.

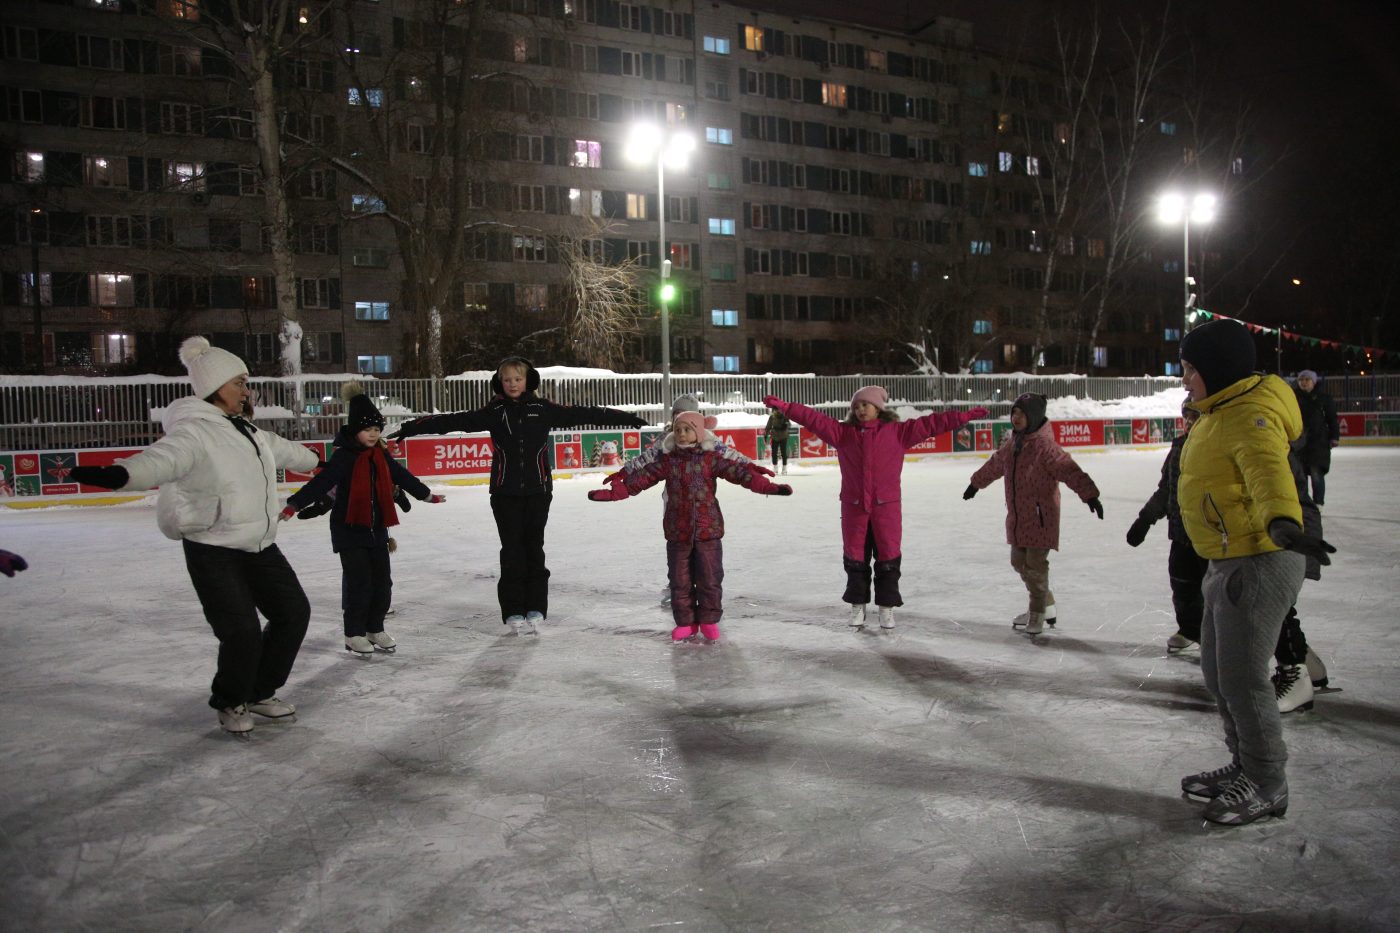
[389,407,496,440]
[897,406,988,448]
[713,456,792,496]
[548,401,647,430]
[763,396,845,449]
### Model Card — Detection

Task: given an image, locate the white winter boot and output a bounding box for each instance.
[1013,611,1045,635]
[1274,664,1315,713]
[345,635,374,658]
[506,615,526,635]
[217,704,254,734]
[878,606,895,630]
[848,603,868,627]
[526,611,544,635]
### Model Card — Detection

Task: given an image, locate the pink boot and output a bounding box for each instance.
[671,625,697,641]
[699,623,720,642]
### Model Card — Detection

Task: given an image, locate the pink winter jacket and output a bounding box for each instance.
[777,401,976,510]
[970,422,1099,550]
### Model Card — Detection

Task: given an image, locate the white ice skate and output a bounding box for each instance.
[526,611,544,635]
[247,696,296,721]
[1013,611,1045,635]
[218,704,254,735]
[877,606,895,630]
[848,603,868,627]
[367,631,397,653]
[345,635,374,658]
[506,615,526,635]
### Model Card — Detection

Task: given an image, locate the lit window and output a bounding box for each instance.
[1164,361,1182,376]
[16,151,44,183]
[998,151,1013,172]
[625,193,648,220]
[1159,121,1177,135]
[707,218,735,236]
[971,359,993,374]
[743,25,763,52]
[970,240,991,256]
[164,161,206,191]
[572,139,602,167]
[1092,346,1108,368]
[712,355,740,373]
[83,155,128,187]
[1087,238,1106,258]
[351,194,386,213]
[513,235,547,262]
[821,82,847,107]
[89,273,135,307]
[973,319,992,335]
[711,309,739,327]
[355,301,391,321]
[20,272,52,307]
[703,36,730,54]
[348,87,384,107]
[705,126,733,145]
[707,173,732,190]
[967,162,988,177]
[1164,328,1182,342]
[357,355,392,375]
[1025,156,1040,176]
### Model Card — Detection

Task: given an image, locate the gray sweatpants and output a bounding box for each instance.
[1199,549,1306,788]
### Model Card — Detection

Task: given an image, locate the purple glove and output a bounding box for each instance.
[588,487,628,502]
[1,550,29,577]
[967,406,990,420]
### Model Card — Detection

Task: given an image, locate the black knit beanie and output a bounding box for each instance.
[342,381,385,432]
[1180,320,1257,396]
[1011,393,1047,433]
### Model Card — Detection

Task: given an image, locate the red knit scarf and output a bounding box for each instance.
[346,444,399,529]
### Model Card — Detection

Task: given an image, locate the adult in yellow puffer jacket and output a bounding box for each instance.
[1174,319,1335,827]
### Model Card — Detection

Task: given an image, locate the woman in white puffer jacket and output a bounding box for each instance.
[72,337,319,736]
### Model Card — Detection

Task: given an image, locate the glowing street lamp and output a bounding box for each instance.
[1157,191,1217,333]
[625,124,695,404]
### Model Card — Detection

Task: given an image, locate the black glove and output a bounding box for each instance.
[394,487,412,513]
[296,497,334,520]
[962,484,978,500]
[628,414,648,428]
[1268,518,1336,566]
[387,419,423,441]
[1087,497,1104,520]
[0,550,27,577]
[71,465,129,489]
[1125,517,1151,547]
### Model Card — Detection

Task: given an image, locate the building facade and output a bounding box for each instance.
[1,0,1195,378]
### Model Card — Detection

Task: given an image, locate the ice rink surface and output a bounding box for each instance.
[2,446,1398,932]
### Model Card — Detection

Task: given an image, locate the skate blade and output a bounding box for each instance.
[345,648,373,659]
[372,645,396,653]
[251,714,297,724]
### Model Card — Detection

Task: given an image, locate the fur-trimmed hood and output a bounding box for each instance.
[661,430,718,453]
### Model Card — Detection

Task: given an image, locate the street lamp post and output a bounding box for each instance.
[626,124,695,407]
[1157,192,1217,336]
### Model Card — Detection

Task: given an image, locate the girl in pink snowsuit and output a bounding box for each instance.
[763,387,986,629]
[964,393,1102,635]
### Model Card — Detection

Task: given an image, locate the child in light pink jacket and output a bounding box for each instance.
[963,393,1102,635]
[764,387,985,630]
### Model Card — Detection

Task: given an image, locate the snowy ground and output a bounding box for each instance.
[3,447,1399,932]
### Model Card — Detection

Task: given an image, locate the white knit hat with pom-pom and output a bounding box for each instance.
[179,336,248,399]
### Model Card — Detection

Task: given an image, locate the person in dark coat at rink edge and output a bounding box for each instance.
[1291,370,1339,506]
[390,356,646,635]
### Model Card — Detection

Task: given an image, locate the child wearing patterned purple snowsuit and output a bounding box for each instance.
[589,411,792,642]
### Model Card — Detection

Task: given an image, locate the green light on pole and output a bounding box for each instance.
[659,282,676,304]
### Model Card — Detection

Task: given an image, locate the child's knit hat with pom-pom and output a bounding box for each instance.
[341,381,386,431]
[850,385,888,412]
[672,411,718,437]
[180,336,248,400]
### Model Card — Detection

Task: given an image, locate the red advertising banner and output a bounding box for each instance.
[712,427,759,459]
[1055,420,1105,447]
[799,431,835,459]
[908,431,953,455]
[403,435,495,475]
[1338,414,1364,438]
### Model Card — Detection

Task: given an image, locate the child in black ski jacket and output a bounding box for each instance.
[390,356,646,634]
[283,383,444,657]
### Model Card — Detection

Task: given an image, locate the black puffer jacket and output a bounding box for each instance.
[286,427,433,551]
[395,393,644,496]
[1135,434,1187,540]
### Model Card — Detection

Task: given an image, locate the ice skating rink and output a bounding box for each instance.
[3,447,1399,931]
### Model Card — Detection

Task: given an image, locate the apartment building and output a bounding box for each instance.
[0,0,1184,377]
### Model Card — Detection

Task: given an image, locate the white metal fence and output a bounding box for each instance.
[2,372,1395,452]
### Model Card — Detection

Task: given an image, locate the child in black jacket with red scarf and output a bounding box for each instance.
[391,356,646,634]
[283,383,444,657]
